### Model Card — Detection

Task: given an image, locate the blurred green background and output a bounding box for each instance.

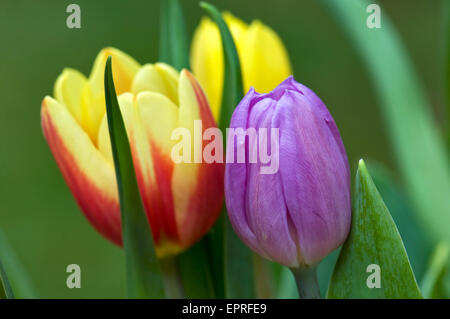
[0,0,446,297]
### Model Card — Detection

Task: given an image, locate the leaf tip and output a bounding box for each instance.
[199,1,209,9]
[358,158,367,171]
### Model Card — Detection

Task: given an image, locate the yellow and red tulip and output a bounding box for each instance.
[190,12,293,120]
[41,47,224,257]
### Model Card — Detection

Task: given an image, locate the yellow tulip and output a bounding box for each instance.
[190,12,293,121]
[42,47,224,257]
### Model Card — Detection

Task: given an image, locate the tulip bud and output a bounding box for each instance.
[41,47,224,257]
[225,76,351,268]
[191,12,292,121]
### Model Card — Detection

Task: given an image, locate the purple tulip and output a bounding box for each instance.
[225,76,351,268]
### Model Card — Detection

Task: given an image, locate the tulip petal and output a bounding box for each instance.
[225,88,267,257]
[133,91,180,255]
[131,63,179,104]
[245,97,300,267]
[97,93,136,165]
[172,70,224,247]
[273,76,349,163]
[83,48,140,143]
[41,96,121,245]
[190,17,224,120]
[89,47,140,97]
[273,90,351,265]
[241,21,292,95]
[54,68,87,125]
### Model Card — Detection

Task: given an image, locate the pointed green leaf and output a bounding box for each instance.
[421,242,450,299]
[327,159,422,299]
[200,2,255,299]
[104,57,165,298]
[0,229,36,299]
[200,2,244,132]
[322,0,450,245]
[159,0,190,70]
[368,162,432,281]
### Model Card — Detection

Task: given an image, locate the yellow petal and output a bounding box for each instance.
[222,12,248,52]
[82,47,140,144]
[41,96,121,245]
[89,47,140,97]
[172,70,224,247]
[191,13,292,121]
[131,63,179,104]
[54,68,87,125]
[172,70,214,238]
[241,20,292,94]
[190,16,224,121]
[136,91,179,154]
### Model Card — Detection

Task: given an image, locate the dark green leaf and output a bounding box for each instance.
[203,214,226,298]
[421,242,450,299]
[200,2,255,298]
[159,0,214,298]
[327,159,422,298]
[159,0,190,70]
[322,0,450,245]
[0,229,36,298]
[104,57,165,298]
[445,0,450,146]
[200,2,243,132]
[176,241,215,298]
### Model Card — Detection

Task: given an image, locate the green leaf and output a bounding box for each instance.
[445,0,450,146]
[159,0,190,70]
[421,242,450,299]
[368,161,432,281]
[159,0,214,298]
[104,57,165,298]
[176,241,215,298]
[200,1,255,299]
[322,0,450,245]
[203,214,226,298]
[0,229,36,298]
[276,266,298,299]
[327,159,422,299]
[0,260,13,299]
[200,2,244,132]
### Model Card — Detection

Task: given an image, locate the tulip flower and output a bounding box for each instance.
[191,12,292,121]
[225,76,351,269]
[41,47,224,257]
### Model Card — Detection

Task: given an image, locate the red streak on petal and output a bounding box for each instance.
[150,141,179,241]
[41,103,122,246]
[179,71,225,247]
[130,139,179,245]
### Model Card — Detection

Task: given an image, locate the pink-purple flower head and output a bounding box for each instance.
[225,76,351,268]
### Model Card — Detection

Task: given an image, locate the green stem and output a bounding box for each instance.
[253,254,274,298]
[290,266,321,299]
[160,257,185,299]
